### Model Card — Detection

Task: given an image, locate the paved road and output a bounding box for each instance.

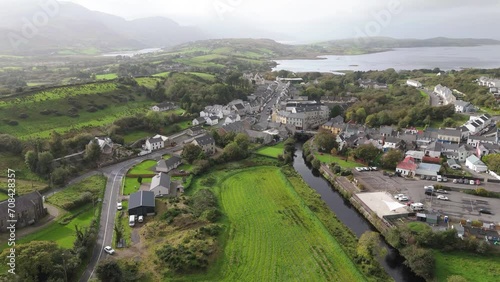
[259,81,287,123]
[79,146,182,282]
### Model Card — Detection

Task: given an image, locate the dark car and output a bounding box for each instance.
[479,209,493,215]
[425,191,437,196]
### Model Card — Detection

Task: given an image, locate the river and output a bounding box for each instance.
[273,45,500,72]
[293,143,423,282]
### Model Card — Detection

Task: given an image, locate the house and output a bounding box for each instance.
[192,117,206,126]
[383,136,404,151]
[476,143,500,158]
[425,141,443,158]
[204,116,219,126]
[192,134,216,155]
[232,103,247,116]
[128,191,156,216]
[90,137,113,154]
[463,114,493,135]
[406,79,422,88]
[149,173,177,197]
[0,191,46,233]
[467,135,498,147]
[144,136,165,151]
[437,128,462,143]
[434,84,456,105]
[321,116,345,134]
[156,155,182,173]
[246,129,273,144]
[151,102,177,112]
[396,156,418,177]
[454,100,474,113]
[405,150,425,161]
[218,120,251,136]
[358,78,388,89]
[186,125,205,137]
[224,114,241,125]
[465,155,488,173]
[447,158,461,170]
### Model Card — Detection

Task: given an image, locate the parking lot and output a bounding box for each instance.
[354,170,500,223]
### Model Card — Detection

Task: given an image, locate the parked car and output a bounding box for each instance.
[117,202,123,210]
[394,194,405,199]
[469,180,475,185]
[436,189,448,194]
[425,191,437,196]
[138,215,144,223]
[424,185,434,191]
[453,179,457,183]
[442,177,448,182]
[479,209,493,215]
[398,196,409,202]
[370,167,378,171]
[437,195,449,201]
[420,175,426,180]
[104,246,115,255]
[431,176,437,181]
[475,179,481,185]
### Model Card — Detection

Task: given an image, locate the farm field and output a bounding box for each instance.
[47,175,106,209]
[136,77,163,88]
[96,73,118,80]
[314,152,365,168]
[0,192,7,201]
[184,167,365,282]
[0,177,47,195]
[434,250,500,282]
[0,153,44,181]
[255,142,284,158]
[0,82,156,138]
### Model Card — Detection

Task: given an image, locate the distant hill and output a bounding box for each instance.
[318,37,500,51]
[0,0,207,55]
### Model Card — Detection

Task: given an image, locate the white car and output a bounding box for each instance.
[398,196,409,202]
[355,167,364,172]
[104,246,115,255]
[138,215,144,223]
[394,194,405,199]
[424,185,434,190]
[437,195,449,201]
[117,202,123,210]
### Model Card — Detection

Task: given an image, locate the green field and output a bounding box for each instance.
[434,250,500,282]
[136,77,163,88]
[0,82,155,138]
[123,130,152,143]
[47,175,106,209]
[186,167,365,281]
[0,204,98,252]
[0,193,7,201]
[0,153,44,181]
[127,160,157,175]
[152,72,170,78]
[255,143,284,158]
[314,153,365,168]
[96,73,118,80]
[123,177,152,195]
[0,177,47,195]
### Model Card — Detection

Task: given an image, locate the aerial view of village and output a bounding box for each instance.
[1,1,500,282]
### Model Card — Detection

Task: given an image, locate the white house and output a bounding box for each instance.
[465,155,488,173]
[454,100,474,113]
[192,117,206,126]
[204,116,219,126]
[434,84,456,105]
[144,135,165,151]
[149,173,177,197]
[151,102,177,112]
[224,114,241,125]
[406,79,422,88]
[463,114,492,135]
[90,137,113,154]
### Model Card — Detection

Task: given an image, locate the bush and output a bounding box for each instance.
[18,113,29,119]
[400,245,435,280]
[201,208,221,223]
[7,120,18,126]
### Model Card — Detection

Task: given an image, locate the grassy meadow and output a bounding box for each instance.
[255,142,284,158]
[47,175,106,209]
[314,152,365,168]
[183,166,365,282]
[434,250,500,282]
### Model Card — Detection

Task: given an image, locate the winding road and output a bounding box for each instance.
[79,145,182,282]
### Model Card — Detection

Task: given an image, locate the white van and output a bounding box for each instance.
[129,215,136,227]
[410,203,424,211]
[437,175,442,182]
[138,215,144,223]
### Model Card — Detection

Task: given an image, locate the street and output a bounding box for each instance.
[79,145,182,282]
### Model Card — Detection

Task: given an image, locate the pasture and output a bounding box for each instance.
[255,142,284,158]
[314,152,365,168]
[185,167,364,282]
[47,175,106,209]
[96,73,118,80]
[0,82,155,138]
[434,250,500,282]
[123,177,152,195]
[127,160,157,175]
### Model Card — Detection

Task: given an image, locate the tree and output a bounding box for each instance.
[84,140,102,164]
[234,133,250,152]
[442,117,455,127]
[330,105,343,118]
[52,166,71,186]
[483,153,500,174]
[37,151,54,176]
[96,260,123,282]
[312,158,321,169]
[0,134,22,154]
[355,107,367,123]
[357,231,385,262]
[380,149,404,170]
[400,245,435,280]
[25,150,38,172]
[314,130,338,153]
[181,143,203,164]
[354,144,381,163]
[49,131,65,157]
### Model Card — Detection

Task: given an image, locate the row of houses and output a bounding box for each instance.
[477,76,500,94]
[434,84,457,105]
[357,78,388,89]
[273,101,330,131]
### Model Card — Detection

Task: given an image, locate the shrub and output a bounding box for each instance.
[201,208,221,223]
[7,120,18,126]
[18,113,29,119]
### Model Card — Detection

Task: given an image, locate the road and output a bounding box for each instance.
[258,81,287,123]
[79,146,182,282]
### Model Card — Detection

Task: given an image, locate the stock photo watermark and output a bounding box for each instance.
[354,0,403,41]
[6,169,17,275]
[213,0,243,20]
[8,0,60,50]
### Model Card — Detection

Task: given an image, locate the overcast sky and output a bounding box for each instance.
[49,0,500,42]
